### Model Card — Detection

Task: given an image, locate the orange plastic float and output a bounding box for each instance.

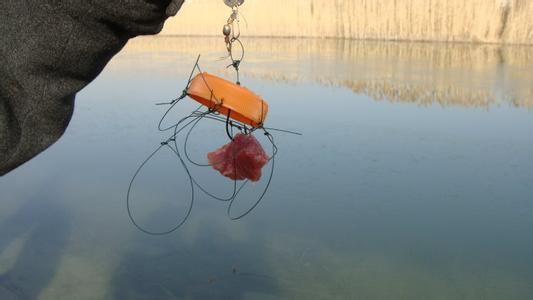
[187,72,269,128]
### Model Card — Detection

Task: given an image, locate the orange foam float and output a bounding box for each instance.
[187,72,268,128]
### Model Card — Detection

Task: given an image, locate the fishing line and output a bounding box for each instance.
[126,0,301,235]
[127,94,293,234]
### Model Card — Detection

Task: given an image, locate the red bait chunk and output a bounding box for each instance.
[207,133,269,182]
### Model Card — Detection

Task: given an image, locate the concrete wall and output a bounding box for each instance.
[161,0,533,44]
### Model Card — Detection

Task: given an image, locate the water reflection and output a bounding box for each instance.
[0,36,531,299]
[0,191,69,299]
[121,36,533,109]
[111,208,279,299]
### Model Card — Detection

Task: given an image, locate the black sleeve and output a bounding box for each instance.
[0,0,182,175]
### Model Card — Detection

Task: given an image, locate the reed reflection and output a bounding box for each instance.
[120,37,533,109]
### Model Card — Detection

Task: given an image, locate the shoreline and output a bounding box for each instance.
[154,34,533,46]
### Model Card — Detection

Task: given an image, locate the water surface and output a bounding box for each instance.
[0,37,532,299]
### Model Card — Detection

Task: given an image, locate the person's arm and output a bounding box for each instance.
[0,0,184,175]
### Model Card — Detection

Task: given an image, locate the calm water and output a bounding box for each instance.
[0,37,532,299]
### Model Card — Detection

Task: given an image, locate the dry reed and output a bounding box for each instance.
[161,0,533,44]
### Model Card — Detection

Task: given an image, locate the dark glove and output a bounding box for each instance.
[0,0,184,175]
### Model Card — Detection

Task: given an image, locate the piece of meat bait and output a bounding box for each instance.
[207,133,269,182]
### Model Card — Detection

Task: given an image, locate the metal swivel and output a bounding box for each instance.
[223,24,232,36]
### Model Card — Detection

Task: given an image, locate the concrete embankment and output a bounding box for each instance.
[162,0,533,45]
